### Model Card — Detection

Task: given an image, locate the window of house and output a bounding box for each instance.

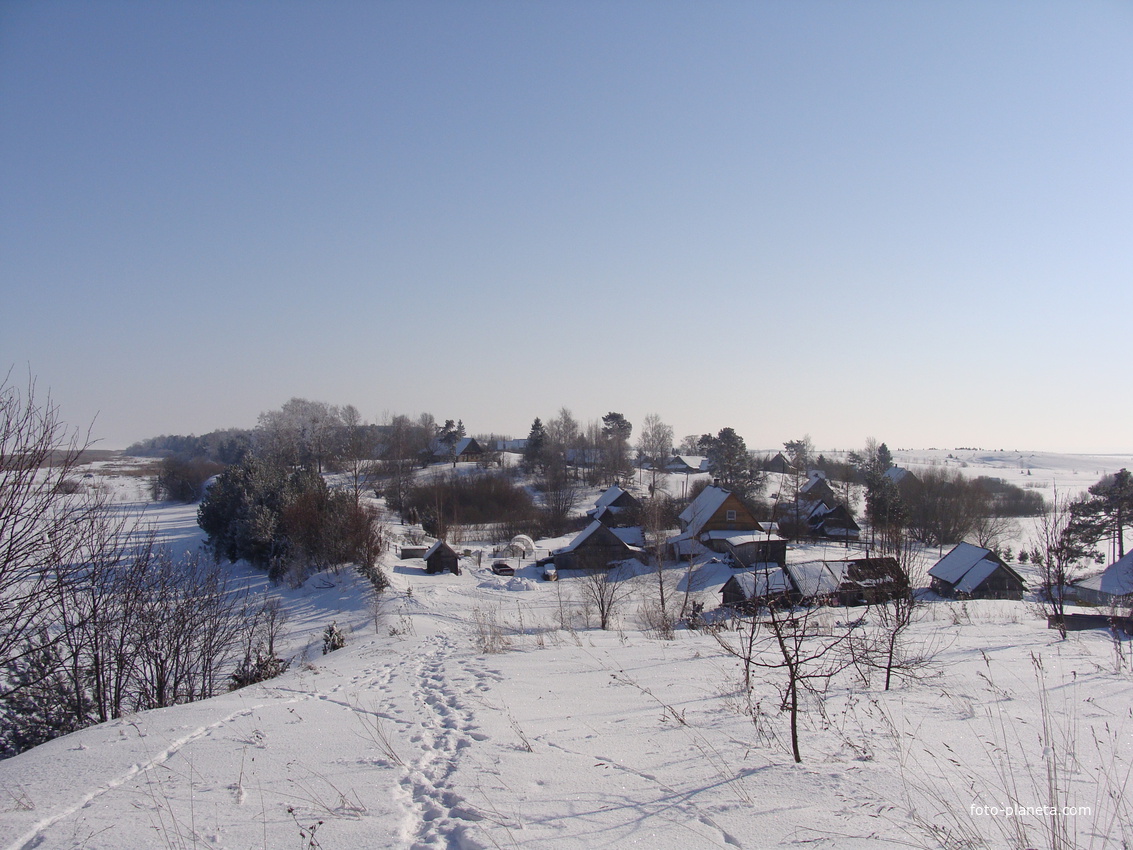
[726,510,737,521]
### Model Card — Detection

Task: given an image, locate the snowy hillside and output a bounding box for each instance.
[1,452,1131,849]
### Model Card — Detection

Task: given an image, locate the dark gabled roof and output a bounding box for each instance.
[553,520,631,555]
[424,540,458,560]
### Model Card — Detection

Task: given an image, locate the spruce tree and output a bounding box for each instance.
[524,418,548,473]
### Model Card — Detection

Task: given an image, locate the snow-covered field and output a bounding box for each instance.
[2,452,1132,849]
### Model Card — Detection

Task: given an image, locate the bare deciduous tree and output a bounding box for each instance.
[1032,489,1084,640]
[716,596,855,764]
[0,373,101,694]
[577,564,637,631]
[636,413,673,492]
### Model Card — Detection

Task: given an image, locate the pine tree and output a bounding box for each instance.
[1063,468,1133,561]
[0,633,90,757]
[698,428,763,499]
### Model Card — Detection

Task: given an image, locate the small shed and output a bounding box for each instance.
[424,540,461,575]
[710,530,787,568]
[720,569,792,611]
[400,545,429,560]
[929,543,1024,599]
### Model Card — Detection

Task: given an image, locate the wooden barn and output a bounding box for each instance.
[552,520,645,571]
[711,529,787,568]
[423,540,462,575]
[1074,551,1133,607]
[826,557,908,606]
[765,453,792,474]
[929,542,1024,599]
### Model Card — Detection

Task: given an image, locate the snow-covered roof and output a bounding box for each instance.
[1077,551,1133,597]
[954,558,1002,595]
[593,485,629,510]
[611,526,645,547]
[678,485,732,535]
[431,437,480,457]
[701,530,785,545]
[929,542,995,585]
[666,455,709,473]
[783,560,841,598]
[800,472,828,494]
[423,540,454,560]
[883,466,914,484]
[553,520,627,555]
[725,568,791,599]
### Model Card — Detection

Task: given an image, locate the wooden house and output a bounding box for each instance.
[882,466,921,495]
[665,455,710,475]
[552,520,645,571]
[800,472,838,506]
[807,503,861,541]
[765,453,792,474]
[929,543,1024,599]
[423,540,462,575]
[586,485,641,527]
[430,437,485,464]
[669,485,762,557]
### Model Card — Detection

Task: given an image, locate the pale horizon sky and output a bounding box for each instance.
[2,1,1131,454]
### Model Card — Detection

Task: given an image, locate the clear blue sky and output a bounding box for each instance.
[2,1,1131,453]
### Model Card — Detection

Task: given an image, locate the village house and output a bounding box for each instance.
[429,436,485,464]
[585,484,641,527]
[668,485,784,562]
[551,520,646,571]
[806,502,861,541]
[665,455,710,475]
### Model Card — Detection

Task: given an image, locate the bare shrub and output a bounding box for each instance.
[470,606,511,654]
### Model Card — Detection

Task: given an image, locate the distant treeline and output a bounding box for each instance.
[126,429,253,464]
